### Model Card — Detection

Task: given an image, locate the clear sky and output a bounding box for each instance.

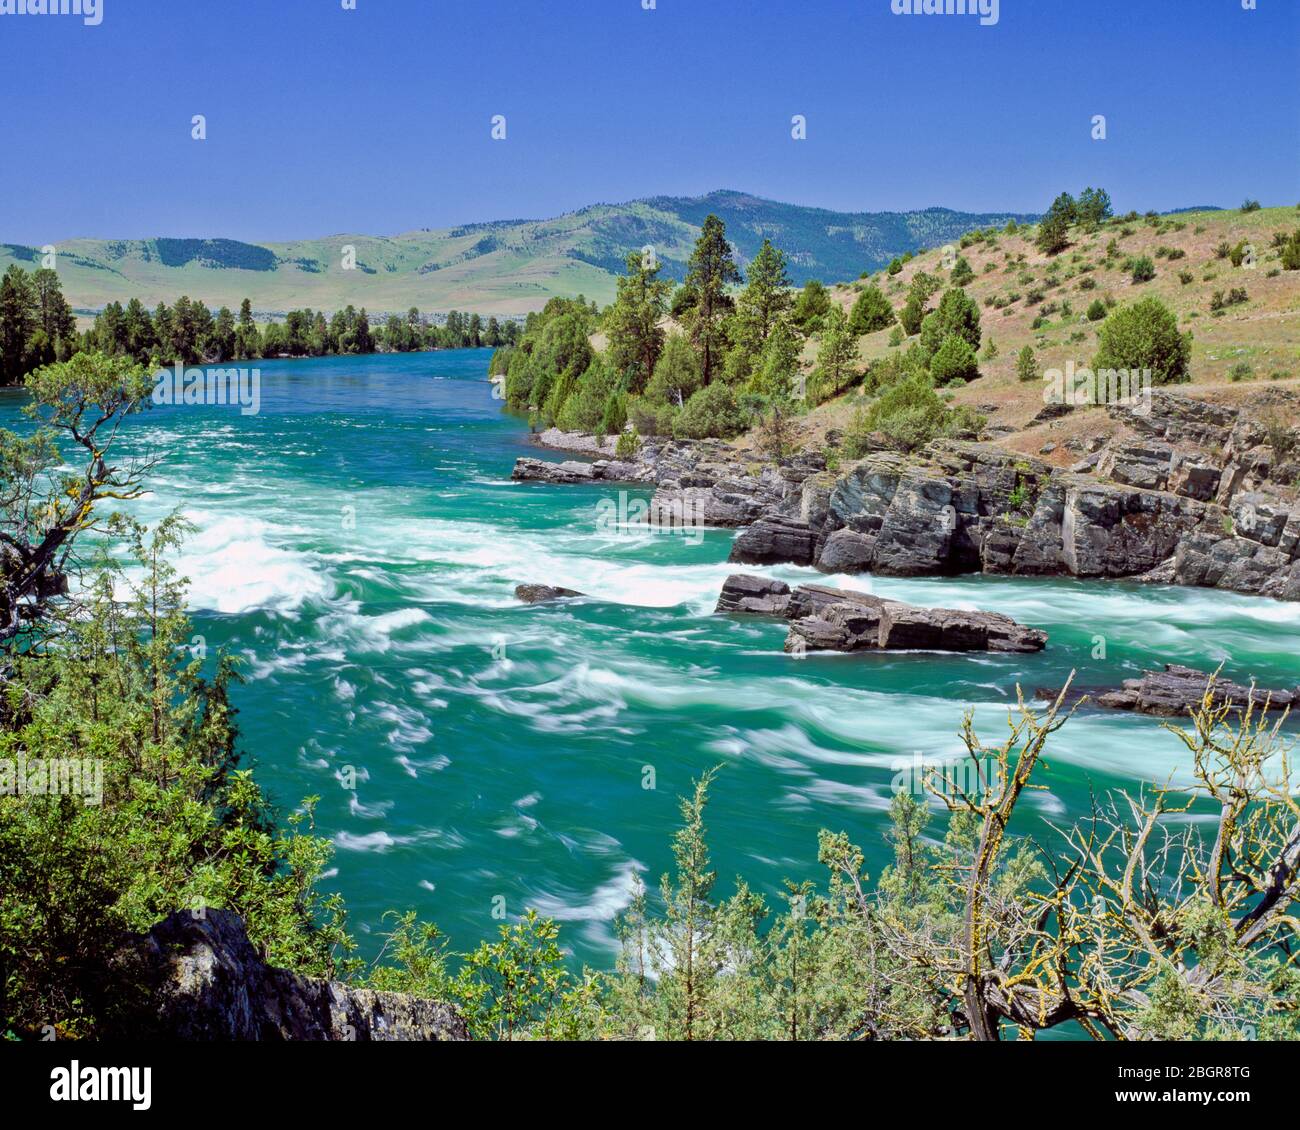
[3,0,1297,243]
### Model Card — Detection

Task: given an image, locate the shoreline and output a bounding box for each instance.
[508,389,1300,605]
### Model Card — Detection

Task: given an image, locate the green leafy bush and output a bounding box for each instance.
[848,285,896,335]
[846,372,983,454]
[929,335,980,386]
[1130,256,1156,283]
[1281,231,1300,271]
[674,381,746,439]
[1093,296,1192,385]
[614,427,640,459]
[627,396,678,437]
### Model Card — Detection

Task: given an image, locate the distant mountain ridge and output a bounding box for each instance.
[2,189,1041,317]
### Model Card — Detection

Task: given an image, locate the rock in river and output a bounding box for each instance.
[715,573,1047,654]
[1039,663,1300,716]
[515,583,585,604]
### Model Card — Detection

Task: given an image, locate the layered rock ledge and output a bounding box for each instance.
[716,574,1047,654]
[511,392,1300,603]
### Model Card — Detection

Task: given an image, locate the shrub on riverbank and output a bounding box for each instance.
[674,381,746,439]
[0,358,355,1038]
[844,370,984,454]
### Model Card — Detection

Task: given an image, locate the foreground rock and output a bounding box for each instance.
[715,573,1047,654]
[515,583,584,603]
[1038,663,1300,717]
[100,910,468,1041]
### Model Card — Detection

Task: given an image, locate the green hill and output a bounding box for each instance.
[1,190,1036,319]
[794,204,1300,461]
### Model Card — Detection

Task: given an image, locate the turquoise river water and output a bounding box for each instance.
[7,348,1298,969]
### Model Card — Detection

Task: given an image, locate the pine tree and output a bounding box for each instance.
[1035,210,1070,256]
[848,284,896,335]
[1016,344,1038,383]
[684,214,741,384]
[1077,187,1113,227]
[605,250,671,393]
[791,279,832,335]
[810,304,858,403]
[0,265,36,383]
[32,268,76,359]
[899,271,941,336]
[920,288,982,357]
[732,239,793,357]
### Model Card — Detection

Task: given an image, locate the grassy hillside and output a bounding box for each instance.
[0,191,1035,319]
[801,204,1300,461]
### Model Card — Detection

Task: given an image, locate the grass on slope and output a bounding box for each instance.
[803,205,1300,464]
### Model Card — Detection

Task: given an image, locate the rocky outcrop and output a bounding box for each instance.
[1038,664,1300,717]
[515,583,585,603]
[514,391,1300,604]
[511,456,650,485]
[100,910,469,1041]
[729,516,819,565]
[714,574,792,615]
[776,417,1300,600]
[715,574,1047,654]
[1109,394,1238,449]
[512,457,600,484]
[512,437,821,526]
[534,427,618,458]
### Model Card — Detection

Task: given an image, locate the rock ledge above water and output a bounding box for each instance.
[716,573,1047,655]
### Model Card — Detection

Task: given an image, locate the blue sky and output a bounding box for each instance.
[3,0,1297,243]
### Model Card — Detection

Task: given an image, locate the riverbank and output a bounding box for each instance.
[514,388,1300,603]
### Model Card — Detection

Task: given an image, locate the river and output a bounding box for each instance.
[13,347,1297,969]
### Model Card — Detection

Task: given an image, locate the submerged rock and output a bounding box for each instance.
[1038,663,1300,717]
[515,583,585,604]
[100,910,468,1041]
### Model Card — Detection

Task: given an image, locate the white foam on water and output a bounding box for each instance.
[395,753,450,777]
[334,830,404,852]
[172,511,331,614]
[528,858,647,952]
[349,794,394,820]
